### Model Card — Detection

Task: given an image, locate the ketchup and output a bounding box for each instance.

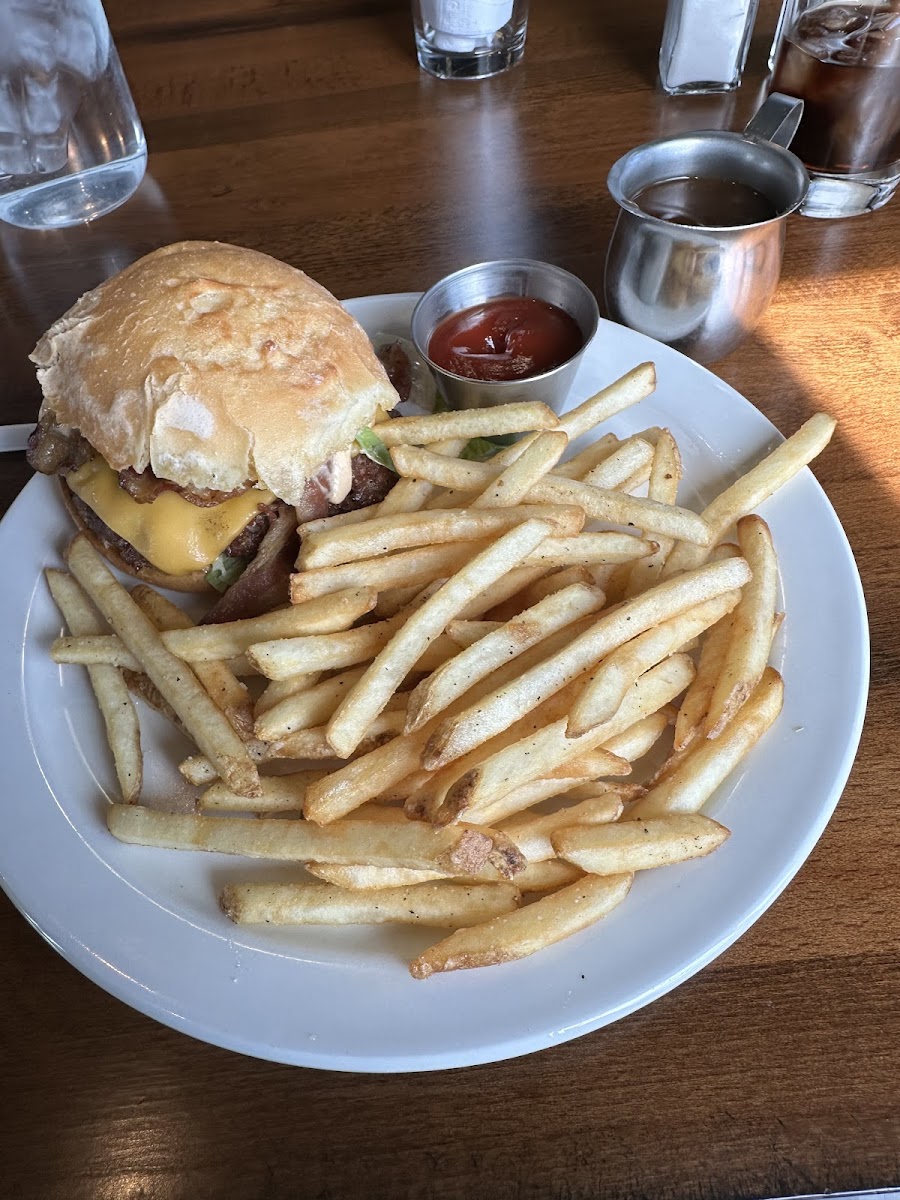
[428,296,584,382]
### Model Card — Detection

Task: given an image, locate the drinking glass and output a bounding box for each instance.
[413,0,528,79]
[769,0,900,217]
[0,0,147,229]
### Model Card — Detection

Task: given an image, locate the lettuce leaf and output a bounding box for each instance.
[355,427,396,472]
[205,553,247,593]
[460,435,516,462]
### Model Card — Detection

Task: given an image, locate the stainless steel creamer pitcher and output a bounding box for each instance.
[604,94,808,363]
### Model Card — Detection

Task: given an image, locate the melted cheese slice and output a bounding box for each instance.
[67,458,274,576]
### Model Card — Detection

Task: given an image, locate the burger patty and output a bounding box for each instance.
[328,452,396,516]
[60,453,392,580]
[64,485,273,576]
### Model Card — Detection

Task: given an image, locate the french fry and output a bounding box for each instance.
[624,429,682,598]
[629,668,784,819]
[391,442,644,498]
[298,504,380,538]
[51,631,263,677]
[455,775,613,829]
[555,363,657,439]
[247,617,403,679]
[453,565,548,620]
[66,535,260,798]
[221,880,522,927]
[132,585,253,739]
[567,590,742,733]
[254,668,367,741]
[406,582,606,732]
[374,584,430,620]
[159,588,376,661]
[553,813,729,873]
[471,430,569,508]
[558,780,643,803]
[552,432,620,480]
[122,669,188,735]
[409,872,633,978]
[703,516,778,738]
[347,803,411,822]
[391,447,710,545]
[303,728,434,824]
[289,541,489,603]
[522,532,658,569]
[303,623,590,825]
[500,794,625,862]
[579,436,655,490]
[513,859,584,893]
[377,437,468,517]
[527,476,711,546]
[107,804,526,877]
[374,400,558,447]
[326,519,555,758]
[305,862,448,888]
[296,504,584,570]
[486,363,657,470]
[390,445,490,492]
[305,855,572,891]
[489,565,595,617]
[618,465,654,494]
[673,610,735,752]
[663,412,836,576]
[268,711,408,760]
[424,558,749,769]
[439,655,696,825]
[51,633,140,670]
[46,570,142,803]
[404,659,610,824]
[445,619,501,648]
[601,709,672,763]
[199,771,328,812]
[178,755,223,787]
[254,672,321,717]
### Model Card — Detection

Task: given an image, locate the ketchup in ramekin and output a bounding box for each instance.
[427,296,584,383]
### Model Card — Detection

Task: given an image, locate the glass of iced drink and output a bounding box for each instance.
[770,0,900,216]
[0,0,146,229]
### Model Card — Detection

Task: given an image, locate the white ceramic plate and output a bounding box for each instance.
[0,294,868,1072]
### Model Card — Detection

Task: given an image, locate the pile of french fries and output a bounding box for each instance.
[48,362,837,980]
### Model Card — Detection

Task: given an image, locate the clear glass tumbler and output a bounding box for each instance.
[413,0,528,80]
[769,0,900,217]
[0,0,147,229]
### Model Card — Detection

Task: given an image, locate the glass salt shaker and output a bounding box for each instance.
[659,0,761,94]
[413,0,529,79]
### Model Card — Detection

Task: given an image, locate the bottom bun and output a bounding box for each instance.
[60,479,213,594]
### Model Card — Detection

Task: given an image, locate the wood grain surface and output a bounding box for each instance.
[1,1,898,1197]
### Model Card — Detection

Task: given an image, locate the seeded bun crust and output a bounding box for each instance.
[31,241,399,505]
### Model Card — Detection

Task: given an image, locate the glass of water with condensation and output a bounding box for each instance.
[0,0,146,229]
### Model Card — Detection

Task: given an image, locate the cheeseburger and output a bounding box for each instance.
[27,241,400,620]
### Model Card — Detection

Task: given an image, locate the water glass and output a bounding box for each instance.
[769,0,900,217]
[0,0,147,229]
[413,0,528,79]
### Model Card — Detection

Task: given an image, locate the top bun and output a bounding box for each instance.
[30,241,399,505]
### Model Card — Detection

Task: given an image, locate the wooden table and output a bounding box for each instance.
[2,2,898,1196]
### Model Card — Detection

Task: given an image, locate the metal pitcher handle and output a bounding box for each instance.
[743,92,804,149]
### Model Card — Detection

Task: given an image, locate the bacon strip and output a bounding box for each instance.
[117,467,252,508]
